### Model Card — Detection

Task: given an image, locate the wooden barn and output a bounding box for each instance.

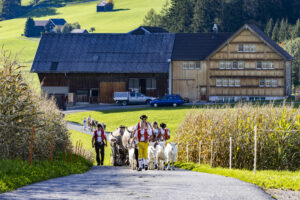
[31,33,174,105]
[170,24,293,102]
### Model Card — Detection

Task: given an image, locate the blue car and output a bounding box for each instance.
[150,94,185,107]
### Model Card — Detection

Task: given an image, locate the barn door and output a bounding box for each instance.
[99,81,126,103]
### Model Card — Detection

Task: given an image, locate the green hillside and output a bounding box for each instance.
[0,0,165,91]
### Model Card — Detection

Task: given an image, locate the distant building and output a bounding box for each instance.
[97,0,113,12]
[33,18,67,34]
[129,26,169,35]
[71,29,88,34]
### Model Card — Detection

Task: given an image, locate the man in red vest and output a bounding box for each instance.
[132,115,152,171]
[160,123,170,145]
[92,124,107,166]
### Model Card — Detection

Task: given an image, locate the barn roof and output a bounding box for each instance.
[129,26,169,34]
[172,32,233,60]
[49,18,66,26]
[31,33,175,73]
[34,20,48,27]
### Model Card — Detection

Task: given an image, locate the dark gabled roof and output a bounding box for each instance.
[49,18,66,26]
[247,24,293,61]
[172,33,233,60]
[129,26,169,35]
[34,20,48,27]
[31,33,175,73]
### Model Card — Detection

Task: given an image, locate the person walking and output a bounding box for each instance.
[133,115,152,171]
[160,123,170,145]
[92,124,107,166]
[151,121,160,169]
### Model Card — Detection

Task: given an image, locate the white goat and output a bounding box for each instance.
[129,147,137,170]
[156,142,166,170]
[165,143,177,170]
[147,142,157,170]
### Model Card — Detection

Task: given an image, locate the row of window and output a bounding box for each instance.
[238,44,256,52]
[129,78,157,90]
[219,61,274,69]
[182,62,201,70]
[216,79,241,87]
[259,79,278,87]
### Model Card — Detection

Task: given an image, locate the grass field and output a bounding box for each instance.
[70,129,111,166]
[65,106,195,135]
[175,162,300,191]
[0,0,165,91]
[0,152,92,193]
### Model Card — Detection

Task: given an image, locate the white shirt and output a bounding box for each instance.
[134,121,152,131]
[135,129,152,142]
[96,130,103,143]
[152,128,160,138]
[160,128,170,141]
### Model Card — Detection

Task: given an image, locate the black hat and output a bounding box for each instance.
[97,124,103,128]
[119,125,126,129]
[140,115,148,120]
[160,123,166,128]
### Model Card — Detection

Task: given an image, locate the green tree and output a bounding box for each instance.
[272,20,279,41]
[278,18,289,42]
[0,0,21,19]
[24,17,36,37]
[143,8,161,26]
[284,38,300,87]
[291,19,300,39]
[89,27,96,33]
[191,0,221,33]
[61,22,81,34]
[264,18,273,37]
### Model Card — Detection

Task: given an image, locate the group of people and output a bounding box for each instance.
[89,114,171,170]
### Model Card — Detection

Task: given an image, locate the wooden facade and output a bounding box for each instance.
[171,26,292,102]
[39,73,168,103]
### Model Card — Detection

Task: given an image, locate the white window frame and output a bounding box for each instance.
[235,79,241,87]
[272,80,278,87]
[219,61,225,69]
[238,44,256,52]
[259,79,265,87]
[146,79,156,89]
[216,79,222,87]
[238,61,244,69]
[183,62,189,70]
[265,79,271,87]
[222,79,228,87]
[229,79,235,87]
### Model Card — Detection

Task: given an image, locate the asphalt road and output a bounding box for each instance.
[0,166,273,200]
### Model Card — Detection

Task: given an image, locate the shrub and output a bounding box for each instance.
[174,103,300,170]
[0,48,70,160]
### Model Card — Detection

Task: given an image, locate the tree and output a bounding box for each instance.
[24,17,36,37]
[278,18,289,42]
[272,20,279,41]
[284,38,300,87]
[264,18,273,37]
[191,0,221,33]
[0,0,21,19]
[143,8,161,26]
[291,19,300,39]
[89,27,96,33]
[61,22,81,34]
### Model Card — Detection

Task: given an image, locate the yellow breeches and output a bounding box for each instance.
[138,142,149,159]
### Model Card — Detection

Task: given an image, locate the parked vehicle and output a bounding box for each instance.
[113,92,156,106]
[150,94,185,107]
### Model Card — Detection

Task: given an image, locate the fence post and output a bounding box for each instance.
[64,140,68,162]
[70,141,72,166]
[254,126,257,174]
[229,137,232,170]
[199,140,202,166]
[210,139,213,167]
[50,133,54,164]
[186,144,189,163]
[30,126,35,165]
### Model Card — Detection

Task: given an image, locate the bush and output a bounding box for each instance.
[174,103,300,170]
[0,48,70,160]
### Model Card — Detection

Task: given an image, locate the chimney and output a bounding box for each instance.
[212,24,218,39]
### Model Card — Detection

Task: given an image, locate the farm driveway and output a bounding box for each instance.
[0,166,273,200]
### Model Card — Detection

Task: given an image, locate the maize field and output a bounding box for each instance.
[0,48,70,160]
[174,103,300,170]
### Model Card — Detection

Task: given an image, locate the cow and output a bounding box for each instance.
[165,143,177,170]
[156,142,166,170]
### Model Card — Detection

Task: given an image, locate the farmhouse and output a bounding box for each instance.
[34,18,67,33]
[171,24,293,102]
[31,24,293,106]
[31,33,174,105]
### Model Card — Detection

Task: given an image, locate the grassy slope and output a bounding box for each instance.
[175,162,300,191]
[69,129,111,166]
[0,0,164,91]
[65,106,195,135]
[0,153,92,193]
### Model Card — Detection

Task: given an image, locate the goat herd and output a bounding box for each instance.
[109,126,178,171]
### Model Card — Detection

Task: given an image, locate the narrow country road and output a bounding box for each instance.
[0,166,273,200]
